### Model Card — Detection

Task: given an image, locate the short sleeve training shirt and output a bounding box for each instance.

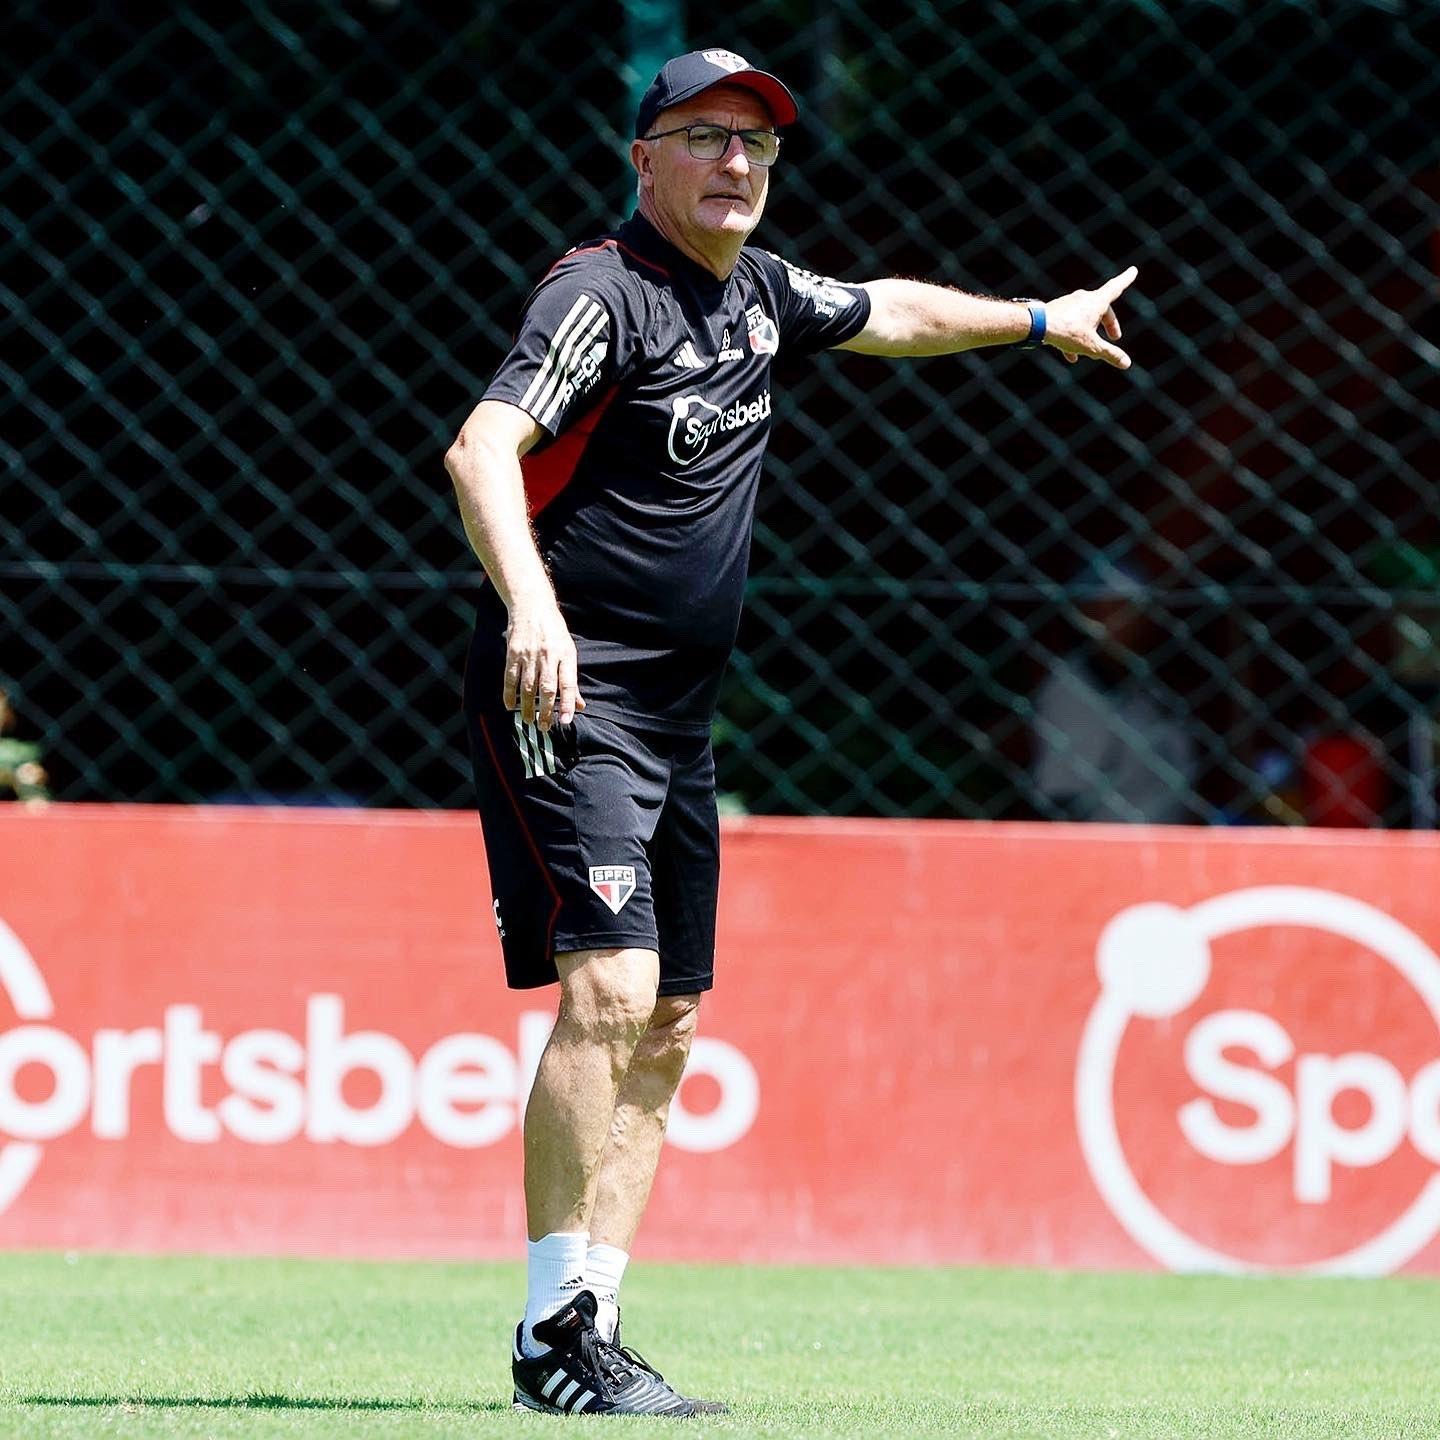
[476,212,871,734]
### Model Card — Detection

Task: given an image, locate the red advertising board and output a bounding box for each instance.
[4,804,1440,1274]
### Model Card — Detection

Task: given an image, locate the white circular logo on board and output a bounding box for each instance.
[1075,887,1440,1275]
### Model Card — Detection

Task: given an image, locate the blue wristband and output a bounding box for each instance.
[1012,298,1046,351]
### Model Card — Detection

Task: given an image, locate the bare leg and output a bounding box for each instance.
[524,947,660,1240]
[589,993,700,1252]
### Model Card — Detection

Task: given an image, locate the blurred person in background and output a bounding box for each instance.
[447,48,1138,1416]
[1032,553,1197,823]
[1296,641,1406,828]
[0,687,50,806]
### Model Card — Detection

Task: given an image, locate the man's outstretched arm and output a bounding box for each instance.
[836,265,1137,368]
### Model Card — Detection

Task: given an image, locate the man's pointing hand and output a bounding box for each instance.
[1045,265,1138,369]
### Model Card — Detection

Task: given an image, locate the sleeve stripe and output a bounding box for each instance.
[518,293,609,424]
[518,292,594,411]
[533,305,608,428]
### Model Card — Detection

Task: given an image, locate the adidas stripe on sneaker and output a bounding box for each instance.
[510,1290,701,1418]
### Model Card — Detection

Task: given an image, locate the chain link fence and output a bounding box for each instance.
[5,0,1438,825]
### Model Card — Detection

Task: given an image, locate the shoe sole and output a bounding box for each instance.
[512,1388,707,1419]
[513,1390,561,1414]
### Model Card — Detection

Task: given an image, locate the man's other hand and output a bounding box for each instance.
[504,600,585,730]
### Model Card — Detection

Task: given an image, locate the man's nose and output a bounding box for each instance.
[721,139,750,176]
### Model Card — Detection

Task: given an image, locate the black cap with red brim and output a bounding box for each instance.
[635,49,797,137]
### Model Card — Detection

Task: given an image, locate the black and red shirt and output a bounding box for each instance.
[475,212,871,734]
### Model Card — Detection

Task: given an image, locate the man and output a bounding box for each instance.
[446,49,1135,1417]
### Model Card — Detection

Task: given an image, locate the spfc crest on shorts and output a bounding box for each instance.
[588,864,637,915]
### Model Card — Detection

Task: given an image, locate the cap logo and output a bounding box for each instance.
[701,49,750,73]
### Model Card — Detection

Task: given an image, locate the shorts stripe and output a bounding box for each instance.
[513,710,536,777]
[512,711,559,778]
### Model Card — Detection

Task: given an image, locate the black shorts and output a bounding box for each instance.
[463,663,719,996]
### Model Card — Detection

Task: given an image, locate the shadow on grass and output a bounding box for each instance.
[15,1393,509,1414]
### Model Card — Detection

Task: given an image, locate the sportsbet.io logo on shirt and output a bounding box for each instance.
[667,390,772,467]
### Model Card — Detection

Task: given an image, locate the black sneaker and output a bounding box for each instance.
[613,1307,730,1416]
[512,1290,699,1416]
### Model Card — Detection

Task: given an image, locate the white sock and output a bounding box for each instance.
[521,1231,589,1358]
[586,1242,630,1343]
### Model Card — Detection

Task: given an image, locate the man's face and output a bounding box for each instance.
[633,85,775,248]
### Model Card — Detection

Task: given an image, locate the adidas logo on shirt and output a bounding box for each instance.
[671,341,706,369]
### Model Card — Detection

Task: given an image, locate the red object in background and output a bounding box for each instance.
[4,806,1440,1275]
[1303,733,1387,827]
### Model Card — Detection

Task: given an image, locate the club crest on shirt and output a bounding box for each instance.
[589,865,637,915]
[745,304,779,355]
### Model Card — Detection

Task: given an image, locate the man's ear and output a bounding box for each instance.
[630,138,652,188]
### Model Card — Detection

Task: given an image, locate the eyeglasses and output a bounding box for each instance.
[642,124,782,167]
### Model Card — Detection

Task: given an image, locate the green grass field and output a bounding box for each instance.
[1,1252,1438,1438]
